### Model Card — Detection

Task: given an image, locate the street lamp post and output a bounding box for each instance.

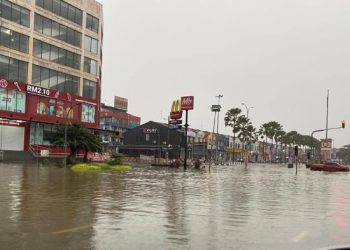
[241,103,253,119]
[64,102,81,168]
[241,103,253,156]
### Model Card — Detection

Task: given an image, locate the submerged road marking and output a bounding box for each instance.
[292,231,308,243]
[52,224,93,235]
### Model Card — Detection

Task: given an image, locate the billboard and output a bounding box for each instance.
[114,96,128,111]
[181,96,194,110]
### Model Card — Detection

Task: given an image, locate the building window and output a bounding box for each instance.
[83,79,96,100]
[82,104,95,123]
[86,14,99,33]
[84,57,97,75]
[0,0,30,27]
[34,14,81,47]
[35,0,82,26]
[0,87,26,113]
[0,54,27,83]
[84,35,98,54]
[0,26,29,53]
[30,123,43,145]
[33,39,80,69]
[30,123,58,145]
[32,65,79,95]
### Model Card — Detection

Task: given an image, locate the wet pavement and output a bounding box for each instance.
[1,162,350,250]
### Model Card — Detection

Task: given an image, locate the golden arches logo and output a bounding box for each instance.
[171,100,181,113]
[170,99,182,120]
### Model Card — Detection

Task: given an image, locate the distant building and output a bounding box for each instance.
[99,101,141,153]
[0,0,103,152]
[121,121,185,159]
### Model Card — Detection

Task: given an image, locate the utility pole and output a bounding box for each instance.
[216,95,223,163]
[326,90,329,139]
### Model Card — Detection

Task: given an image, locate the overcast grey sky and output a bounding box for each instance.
[98,0,350,147]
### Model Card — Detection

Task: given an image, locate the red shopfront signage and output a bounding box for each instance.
[0,79,99,129]
[0,119,25,127]
[181,96,194,110]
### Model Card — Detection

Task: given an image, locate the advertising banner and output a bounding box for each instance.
[114,96,128,112]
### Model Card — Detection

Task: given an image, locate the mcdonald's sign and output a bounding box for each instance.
[170,99,183,120]
[181,96,194,110]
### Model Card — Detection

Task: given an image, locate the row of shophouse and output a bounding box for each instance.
[117,121,306,163]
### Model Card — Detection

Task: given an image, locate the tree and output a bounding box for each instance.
[237,116,256,158]
[337,145,350,164]
[258,122,274,162]
[224,108,242,162]
[269,121,283,162]
[50,122,103,163]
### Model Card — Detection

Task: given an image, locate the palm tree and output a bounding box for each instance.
[224,108,242,162]
[237,116,256,158]
[50,122,103,163]
[259,122,275,162]
[269,121,283,162]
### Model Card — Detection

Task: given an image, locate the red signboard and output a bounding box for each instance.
[181,96,194,110]
[114,96,128,111]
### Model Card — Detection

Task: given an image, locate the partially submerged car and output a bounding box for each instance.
[310,162,349,172]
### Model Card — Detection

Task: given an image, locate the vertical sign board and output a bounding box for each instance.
[320,139,332,161]
[180,96,194,170]
[181,96,194,111]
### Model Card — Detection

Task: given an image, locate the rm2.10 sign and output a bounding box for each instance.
[27,84,50,97]
[181,96,194,110]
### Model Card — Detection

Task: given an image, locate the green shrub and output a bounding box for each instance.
[71,162,131,172]
[108,155,123,165]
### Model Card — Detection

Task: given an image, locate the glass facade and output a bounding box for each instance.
[32,64,79,95]
[0,0,30,27]
[84,35,98,54]
[30,123,58,145]
[82,104,95,123]
[33,39,80,69]
[0,54,27,83]
[86,14,99,33]
[84,57,98,75]
[35,0,82,26]
[83,79,96,100]
[34,14,82,47]
[0,88,26,113]
[0,26,29,53]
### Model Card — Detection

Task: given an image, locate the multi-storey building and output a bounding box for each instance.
[99,97,141,153]
[0,0,103,152]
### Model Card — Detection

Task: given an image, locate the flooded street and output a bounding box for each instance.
[1,163,350,250]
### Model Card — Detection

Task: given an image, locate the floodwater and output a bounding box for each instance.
[1,163,350,250]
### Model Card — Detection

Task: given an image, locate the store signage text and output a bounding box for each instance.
[143,128,158,134]
[27,84,50,97]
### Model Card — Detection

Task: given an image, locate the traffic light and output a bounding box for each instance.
[307,152,311,159]
[294,146,298,156]
[342,120,345,129]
